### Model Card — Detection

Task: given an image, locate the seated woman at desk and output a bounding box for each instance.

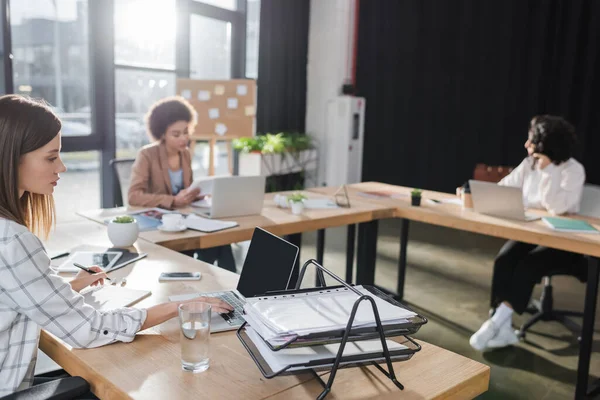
[128,97,236,272]
[470,115,586,351]
[0,95,233,395]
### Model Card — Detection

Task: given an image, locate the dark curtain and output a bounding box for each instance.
[356,0,600,192]
[256,0,310,134]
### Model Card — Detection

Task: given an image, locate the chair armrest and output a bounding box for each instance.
[0,376,90,400]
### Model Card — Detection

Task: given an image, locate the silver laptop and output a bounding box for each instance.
[169,228,299,332]
[469,180,540,222]
[192,176,266,219]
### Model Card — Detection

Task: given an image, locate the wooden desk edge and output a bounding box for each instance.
[434,365,490,400]
[40,330,131,399]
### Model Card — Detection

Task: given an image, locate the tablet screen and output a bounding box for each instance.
[57,251,123,273]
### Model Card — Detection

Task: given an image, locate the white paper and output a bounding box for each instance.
[215,123,227,136]
[198,90,211,101]
[184,214,238,233]
[237,84,248,96]
[227,98,238,109]
[180,89,191,99]
[208,108,220,119]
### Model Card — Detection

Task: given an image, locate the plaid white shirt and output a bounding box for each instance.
[0,219,147,395]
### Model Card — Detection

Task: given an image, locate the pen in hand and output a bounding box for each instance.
[73,262,112,281]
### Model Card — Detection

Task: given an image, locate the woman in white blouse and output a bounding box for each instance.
[470,115,586,351]
[0,95,232,395]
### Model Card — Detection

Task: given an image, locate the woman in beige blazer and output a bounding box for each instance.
[128,97,236,272]
[128,97,200,209]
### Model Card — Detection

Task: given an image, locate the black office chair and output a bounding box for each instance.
[0,376,90,400]
[109,158,135,207]
[517,184,600,339]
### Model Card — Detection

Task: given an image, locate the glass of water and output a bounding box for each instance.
[178,302,211,372]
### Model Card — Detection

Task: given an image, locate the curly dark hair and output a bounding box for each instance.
[144,96,197,141]
[528,115,577,164]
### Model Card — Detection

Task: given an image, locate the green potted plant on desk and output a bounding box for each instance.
[107,215,139,247]
[287,192,308,215]
[410,189,422,206]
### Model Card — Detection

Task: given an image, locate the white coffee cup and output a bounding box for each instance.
[162,213,183,230]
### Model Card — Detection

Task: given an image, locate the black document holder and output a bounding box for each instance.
[236,259,428,400]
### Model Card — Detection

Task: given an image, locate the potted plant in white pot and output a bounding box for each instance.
[107,215,139,247]
[287,192,307,215]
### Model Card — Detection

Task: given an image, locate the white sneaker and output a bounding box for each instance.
[486,323,519,349]
[469,319,499,351]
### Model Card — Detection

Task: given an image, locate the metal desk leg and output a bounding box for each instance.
[356,220,379,285]
[316,229,326,286]
[576,256,600,399]
[286,233,302,288]
[346,224,356,284]
[397,219,410,301]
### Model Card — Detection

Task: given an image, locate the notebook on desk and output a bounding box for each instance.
[81,285,151,311]
[185,213,238,233]
[542,217,599,234]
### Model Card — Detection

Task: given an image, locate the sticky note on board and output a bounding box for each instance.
[198,90,211,101]
[244,105,256,116]
[214,85,225,95]
[215,123,227,136]
[181,89,191,99]
[227,98,238,109]
[208,108,220,119]
[237,84,248,96]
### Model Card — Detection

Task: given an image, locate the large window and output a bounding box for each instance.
[11,0,91,136]
[114,0,177,158]
[246,0,260,78]
[190,15,232,79]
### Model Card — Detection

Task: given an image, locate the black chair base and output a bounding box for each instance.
[517,281,584,340]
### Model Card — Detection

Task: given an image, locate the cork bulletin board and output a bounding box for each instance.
[176,78,256,140]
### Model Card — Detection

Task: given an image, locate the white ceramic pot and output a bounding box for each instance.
[290,201,305,215]
[107,220,139,247]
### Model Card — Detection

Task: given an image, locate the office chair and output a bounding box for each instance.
[517,184,600,339]
[0,376,90,400]
[473,163,514,183]
[109,158,136,207]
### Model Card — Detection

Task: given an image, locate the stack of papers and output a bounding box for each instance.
[243,286,417,345]
[244,324,408,373]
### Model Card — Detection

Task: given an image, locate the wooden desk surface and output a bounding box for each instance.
[311,182,600,258]
[78,190,395,251]
[41,221,316,400]
[41,221,490,399]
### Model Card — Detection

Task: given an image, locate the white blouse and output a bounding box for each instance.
[498,157,585,215]
[0,219,147,395]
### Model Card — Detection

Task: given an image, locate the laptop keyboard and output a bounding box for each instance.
[203,291,246,325]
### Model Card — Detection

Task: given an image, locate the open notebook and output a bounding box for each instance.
[81,285,151,311]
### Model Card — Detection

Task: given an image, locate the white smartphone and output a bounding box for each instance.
[158,272,202,281]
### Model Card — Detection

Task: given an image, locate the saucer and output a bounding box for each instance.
[157,223,187,233]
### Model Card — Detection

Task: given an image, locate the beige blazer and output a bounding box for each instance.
[128,141,193,209]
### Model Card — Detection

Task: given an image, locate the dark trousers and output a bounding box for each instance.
[490,240,585,314]
[33,370,98,399]
[182,245,237,273]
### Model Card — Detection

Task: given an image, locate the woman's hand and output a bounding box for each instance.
[173,187,201,207]
[533,153,552,169]
[69,266,108,292]
[177,296,234,314]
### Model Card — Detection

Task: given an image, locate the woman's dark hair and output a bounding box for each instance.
[144,96,197,141]
[0,95,61,238]
[529,115,577,164]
